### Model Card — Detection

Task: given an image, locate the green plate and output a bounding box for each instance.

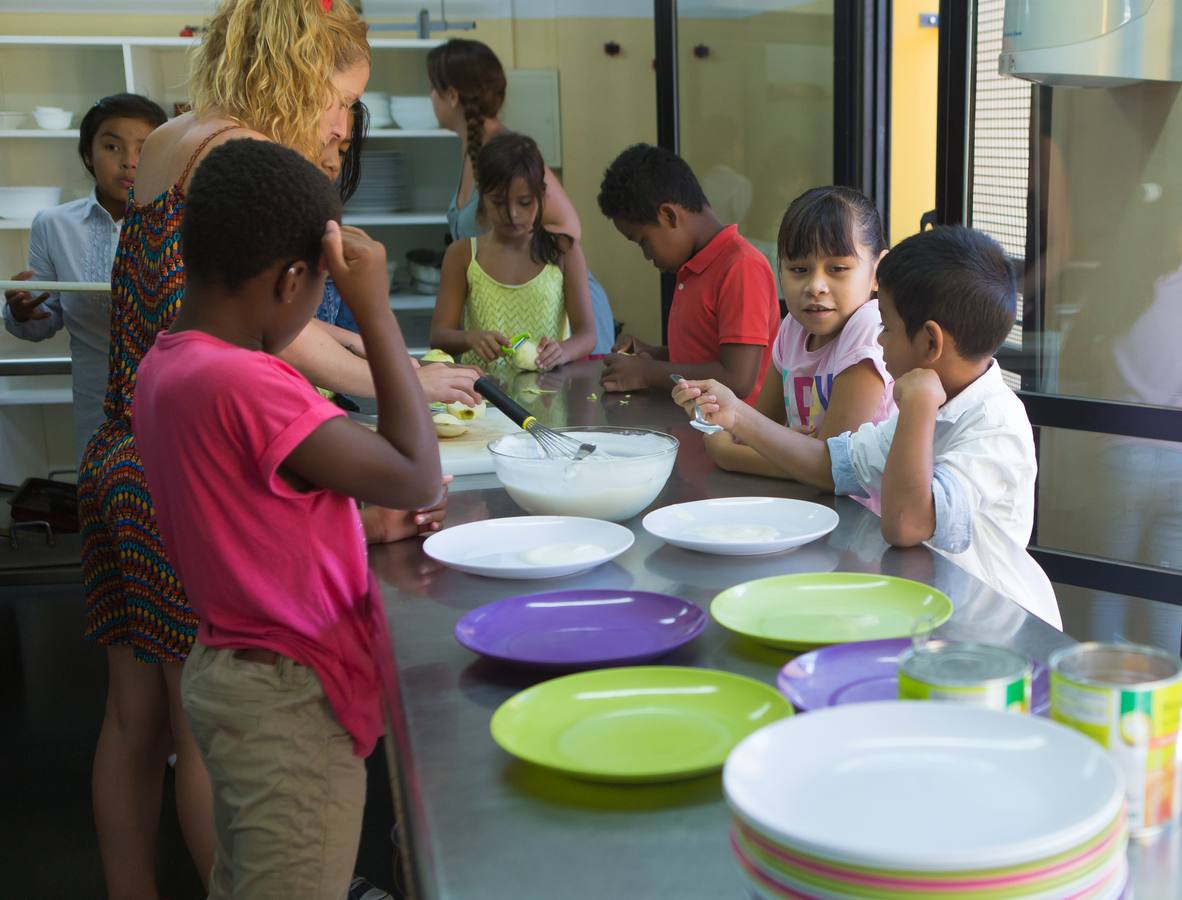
[490,666,793,782]
[711,573,953,650]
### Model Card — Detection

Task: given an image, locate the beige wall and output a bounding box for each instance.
[888,0,938,243]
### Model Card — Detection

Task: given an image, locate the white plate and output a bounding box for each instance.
[723,701,1123,871]
[642,497,838,556]
[422,516,635,579]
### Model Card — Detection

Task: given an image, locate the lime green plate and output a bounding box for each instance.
[490,666,793,782]
[711,573,953,650]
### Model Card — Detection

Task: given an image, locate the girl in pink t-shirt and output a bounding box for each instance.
[703,186,894,478]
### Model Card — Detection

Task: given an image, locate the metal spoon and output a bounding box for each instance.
[670,374,724,434]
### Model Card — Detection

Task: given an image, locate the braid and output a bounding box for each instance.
[462,95,485,177]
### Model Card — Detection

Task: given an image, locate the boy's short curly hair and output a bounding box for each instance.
[183,138,342,289]
[597,143,708,224]
[876,225,1016,361]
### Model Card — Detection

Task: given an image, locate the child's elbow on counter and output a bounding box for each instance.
[880,512,934,548]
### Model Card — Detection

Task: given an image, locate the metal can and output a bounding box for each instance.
[1049,642,1182,838]
[898,641,1032,712]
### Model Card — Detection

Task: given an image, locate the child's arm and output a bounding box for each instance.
[361,475,453,543]
[879,368,945,546]
[704,359,796,477]
[536,239,596,369]
[813,360,888,442]
[601,343,765,394]
[429,239,508,362]
[612,332,668,358]
[676,378,834,489]
[4,220,64,340]
[280,223,442,510]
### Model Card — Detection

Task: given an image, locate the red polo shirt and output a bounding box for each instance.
[666,224,779,403]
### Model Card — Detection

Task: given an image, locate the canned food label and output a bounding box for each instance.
[1052,674,1182,833]
[899,672,1029,713]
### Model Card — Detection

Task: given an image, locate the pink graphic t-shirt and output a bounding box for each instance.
[133,330,386,756]
[771,299,895,431]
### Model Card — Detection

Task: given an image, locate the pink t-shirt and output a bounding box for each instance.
[771,299,895,431]
[133,330,385,756]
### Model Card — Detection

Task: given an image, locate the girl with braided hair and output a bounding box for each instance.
[427,38,616,354]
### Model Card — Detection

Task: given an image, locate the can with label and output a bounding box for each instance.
[898,641,1032,712]
[1050,642,1182,838]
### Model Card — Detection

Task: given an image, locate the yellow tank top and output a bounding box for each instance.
[461,237,567,368]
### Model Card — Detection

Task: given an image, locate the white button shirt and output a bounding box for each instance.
[828,361,1062,629]
[3,190,119,464]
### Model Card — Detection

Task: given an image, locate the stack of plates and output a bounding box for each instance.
[724,702,1128,899]
[344,150,408,214]
[362,91,392,128]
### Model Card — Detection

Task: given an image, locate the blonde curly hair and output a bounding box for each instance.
[190,0,370,162]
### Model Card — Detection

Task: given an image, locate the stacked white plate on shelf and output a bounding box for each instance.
[344,150,408,215]
[361,91,393,128]
[723,702,1129,900]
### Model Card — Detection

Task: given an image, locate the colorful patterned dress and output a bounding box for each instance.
[78,126,238,663]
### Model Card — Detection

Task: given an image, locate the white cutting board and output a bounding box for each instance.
[437,407,522,476]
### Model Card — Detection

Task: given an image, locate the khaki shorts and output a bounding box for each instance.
[182,641,366,900]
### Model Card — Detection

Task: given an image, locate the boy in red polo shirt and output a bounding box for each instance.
[596,143,779,403]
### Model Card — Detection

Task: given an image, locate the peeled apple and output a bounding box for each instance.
[422,348,454,364]
[445,400,486,420]
[512,340,540,371]
[432,412,468,438]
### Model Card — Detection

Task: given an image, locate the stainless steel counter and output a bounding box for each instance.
[371,361,1179,899]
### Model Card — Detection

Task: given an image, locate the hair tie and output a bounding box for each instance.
[321,0,332,10]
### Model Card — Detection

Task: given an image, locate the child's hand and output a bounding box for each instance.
[468,330,510,363]
[362,475,453,543]
[417,362,483,405]
[611,333,654,356]
[674,378,743,431]
[4,270,51,323]
[534,336,567,371]
[600,353,651,392]
[321,221,389,322]
[892,368,946,410]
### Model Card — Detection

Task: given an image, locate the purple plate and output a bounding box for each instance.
[776,638,1050,715]
[455,589,706,668]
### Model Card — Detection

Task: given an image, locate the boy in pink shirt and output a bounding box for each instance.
[133,139,442,897]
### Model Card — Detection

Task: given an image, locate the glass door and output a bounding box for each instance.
[936,0,1182,645]
[652,0,886,332]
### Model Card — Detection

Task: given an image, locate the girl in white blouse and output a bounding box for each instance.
[3,93,167,464]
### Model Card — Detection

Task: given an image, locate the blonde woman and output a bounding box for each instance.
[77,2,372,897]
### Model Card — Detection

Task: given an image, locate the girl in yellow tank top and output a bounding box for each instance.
[430,132,596,370]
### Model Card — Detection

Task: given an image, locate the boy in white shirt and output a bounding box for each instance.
[673,226,1061,628]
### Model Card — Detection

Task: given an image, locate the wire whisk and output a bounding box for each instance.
[474,376,597,460]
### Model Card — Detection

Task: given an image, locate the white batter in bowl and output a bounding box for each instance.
[487,427,678,522]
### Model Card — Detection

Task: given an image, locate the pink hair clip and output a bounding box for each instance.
[321,0,332,10]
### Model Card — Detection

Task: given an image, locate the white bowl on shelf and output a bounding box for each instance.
[32,108,72,129]
[0,186,63,219]
[0,112,25,129]
[361,91,393,127]
[389,96,437,131]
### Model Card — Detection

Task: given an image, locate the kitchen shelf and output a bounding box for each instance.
[368,129,455,139]
[0,129,79,138]
[0,375,72,405]
[390,290,437,311]
[342,213,448,226]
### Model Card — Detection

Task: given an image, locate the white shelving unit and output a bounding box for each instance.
[0,33,457,478]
